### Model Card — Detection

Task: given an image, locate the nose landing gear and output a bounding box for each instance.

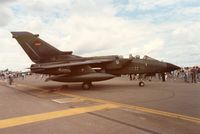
[139,81,145,87]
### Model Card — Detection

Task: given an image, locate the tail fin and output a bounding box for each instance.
[11,31,62,63]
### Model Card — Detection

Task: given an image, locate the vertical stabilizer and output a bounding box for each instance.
[11,31,62,63]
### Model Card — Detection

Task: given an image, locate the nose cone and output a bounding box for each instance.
[167,63,181,71]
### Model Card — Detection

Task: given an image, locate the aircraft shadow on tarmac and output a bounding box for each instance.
[39,82,147,92]
[36,82,176,104]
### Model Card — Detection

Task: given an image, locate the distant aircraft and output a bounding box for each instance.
[11,32,180,89]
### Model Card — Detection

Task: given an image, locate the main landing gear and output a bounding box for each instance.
[82,82,92,89]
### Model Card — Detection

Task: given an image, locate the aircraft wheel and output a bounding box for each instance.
[82,82,92,89]
[139,81,145,87]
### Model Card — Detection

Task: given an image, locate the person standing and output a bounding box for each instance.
[184,69,187,82]
[191,67,197,83]
[197,67,200,83]
[6,73,13,85]
[129,74,133,81]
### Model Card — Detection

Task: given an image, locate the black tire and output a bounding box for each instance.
[139,81,145,87]
[82,82,91,89]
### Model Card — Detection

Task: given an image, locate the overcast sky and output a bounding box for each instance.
[0,0,200,71]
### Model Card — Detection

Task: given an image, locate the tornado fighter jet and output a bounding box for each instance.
[11,32,180,89]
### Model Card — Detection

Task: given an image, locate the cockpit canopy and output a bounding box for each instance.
[143,55,159,61]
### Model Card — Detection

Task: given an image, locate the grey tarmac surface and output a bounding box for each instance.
[0,76,200,134]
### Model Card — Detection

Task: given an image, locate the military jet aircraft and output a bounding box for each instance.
[11,31,180,89]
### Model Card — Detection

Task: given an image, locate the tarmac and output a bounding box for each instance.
[0,76,200,134]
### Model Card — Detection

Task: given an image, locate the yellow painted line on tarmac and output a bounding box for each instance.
[15,83,43,90]
[52,98,85,104]
[0,104,118,129]
[15,83,200,124]
[56,92,200,124]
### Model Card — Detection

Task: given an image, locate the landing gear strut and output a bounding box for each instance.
[161,73,166,82]
[82,82,92,89]
[139,81,145,87]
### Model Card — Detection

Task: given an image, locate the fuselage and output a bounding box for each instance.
[31,54,179,76]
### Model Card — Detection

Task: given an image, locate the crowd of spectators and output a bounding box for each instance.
[182,66,200,83]
[159,66,200,83]
[128,66,200,83]
[0,69,30,85]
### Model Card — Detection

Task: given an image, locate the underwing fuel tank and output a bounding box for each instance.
[46,73,115,82]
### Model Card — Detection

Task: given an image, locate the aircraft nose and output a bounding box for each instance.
[167,63,181,71]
